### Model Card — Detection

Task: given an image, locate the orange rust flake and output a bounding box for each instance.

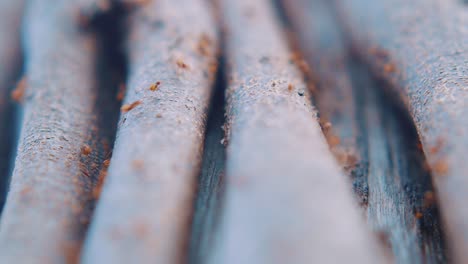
[132,160,144,170]
[383,63,396,73]
[176,59,189,69]
[149,81,161,91]
[11,77,27,102]
[197,33,212,56]
[432,159,449,175]
[424,191,436,208]
[327,134,341,148]
[103,159,111,167]
[81,145,92,156]
[121,100,142,113]
[415,212,424,219]
[116,83,126,101]
[429,137,445,154]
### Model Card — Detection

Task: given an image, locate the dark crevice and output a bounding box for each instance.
[349,57,447,263]
[0,62,23,213]
[188,56,227,264]
[78,2,128,239]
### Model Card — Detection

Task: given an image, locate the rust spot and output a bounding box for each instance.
[423,191,436,208]
[176,59,189,69]
[327,134,341,147]
[132,160,144,170]
[429,137,445,154]
[432,159,449,175]
[121,100,142,113]
[383,63,396,73]
[117,83,126,101]
[156,113,163,118]
[103,159,111,167]
[415,211,424,219]
[81,145,92,156]
[197,33,212,56]
[149,81,161,92]
[11,77,27,103]
[288,83,294,92]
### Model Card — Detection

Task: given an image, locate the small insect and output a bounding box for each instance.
[121,100,142,113]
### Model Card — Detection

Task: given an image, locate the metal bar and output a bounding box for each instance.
[334,0,468,262]
[281,0,446,262]
[211,0,384,263]
[81,0,219,262]
[0,0,119,263]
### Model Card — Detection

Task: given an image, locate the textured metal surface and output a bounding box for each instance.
[81,0,219,263]
[0,0,119,263]
[282,0,447,263]
[334,0,468,262]
[210,0,384,263]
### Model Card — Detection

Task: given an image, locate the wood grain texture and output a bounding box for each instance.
[210,0,384,263]
[81,0,219,263]
[0,0,120,263]
[0,0,24,209]
[334,0,467,262]
[282,1,447,263]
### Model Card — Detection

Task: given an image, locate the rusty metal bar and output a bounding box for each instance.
[281,0,447,262]
[81,0,219,263]
[334,0,468,262]
[211,0,384,263]
[0,0,120,263]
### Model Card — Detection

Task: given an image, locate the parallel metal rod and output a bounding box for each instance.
[211,0,384,263]
[334,0,467,262]
[281,0,446,262]
[0,0,120,263]
[81,0,219,263]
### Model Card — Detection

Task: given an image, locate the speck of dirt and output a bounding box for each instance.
[11,77,27,102]
[423,191,436,208]
[383,63,396,73]
[432,159,449,175]
[197,33,212,56]
[149,81,161,91]
[121,100,142,113]
[117,83,126,101]
[176,59,189,69]
[81,145,92,156]
[103,159,111,167]
[415,212,424,219]
[132,160,144,170]
[288,83,294,92]
[156,113,163,118]
[297,91,305,96]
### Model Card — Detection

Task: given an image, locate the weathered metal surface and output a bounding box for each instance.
[282,0,447,263]
[334,0,468,262]
[210,0,384,263]
[81,0,219,263]
[0,0,24,209]
[0,0,120,263]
